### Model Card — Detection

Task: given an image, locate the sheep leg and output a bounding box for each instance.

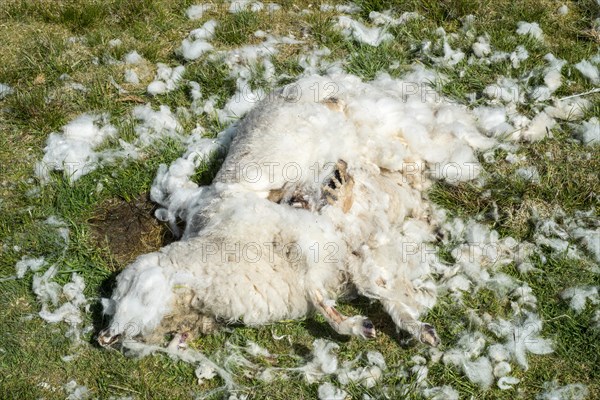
[353,277,440,347]
[310,289,376,339]
[379,298,440,347]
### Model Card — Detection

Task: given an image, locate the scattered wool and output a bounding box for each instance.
[147,64,185,95]
[337,362,383,388]
[35,113,117,183]
[442,332,499,388]
[536,381,589,400]
[124,69,139,85]
[320,3,360,13]
[265,3,281,12]
[0,83,13,99]
[515,166,540,183]
[428,347,443,364]
[66,82,88,92]
[150,127,235,232]
[245,341,271,357]
[46,215,71,244]
[108,38,122,47]
[561,286,599,313]
[511,284,538,312]
[531,54,566,101]
[445,274,471,293]
[473,106,512,136]
[302,340,340,383]
[37,272,88,342]
[484,77,523,104]
[534,233,569,253]
[369,10,421,26]
[411,355,427,365]
[557,5,568,15]
[318,382,347,400]
[544,98,590,120]
[472,36,491,58]
[505,152,523,163]
[489,51,510,63]
[510,45,529,68]
[570,226,600,262]
[488,313,553,370]
[180,20,217,60]
[592,310,600,330]
[425,30,465,67]
[229,0,267,13]
[15,256,45,278]
[410,364,428,386]
[574,60,599,84]
[122,339,237,390]
[64,380,90,400]
[422,385,459,400]
[298,47,335,75]
[493,361,512,378]
[186,4,212,20]
[124,50,144,65]
[335,16,393,46]
[521,112,555,141]
[366,351,386,370]
[462,357,494,389]
[487,272,519,297]
[132,104,182,146]
[516,21,544,41]
[61,354,78,362]
[573,117,600,145]
[498,376,520,390]
[195,361,217,384]
[544,54,566,91]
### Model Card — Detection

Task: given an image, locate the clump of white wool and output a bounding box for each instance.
[15,256,45,279]
[487,312,553,370]
[472,36,491,58]
[561,286,599,313]
[557,5,568,15]
[35,113,117,183]
[147,63,185,95]
[0,83,13,99]
[516,21,544,41]
[422,385,459,400]
[335,16,393,46]
[318,382,347,400]
[320,3,360,13]
[64,380,90,400]
[186,4,212,20]
[573,117,600,145]
[180,20,217,60]
[536,381,589,400]
[124,50,144,65]
[574,60,599,84]
[369,10,422,26]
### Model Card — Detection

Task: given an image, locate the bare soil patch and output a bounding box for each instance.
[89,194,174,270]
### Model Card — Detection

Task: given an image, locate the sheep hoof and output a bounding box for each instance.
[419,323,440,347]
[361,318,377,339]
[97,329,121,348]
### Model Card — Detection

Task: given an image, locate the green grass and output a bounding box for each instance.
[0,0,599,398]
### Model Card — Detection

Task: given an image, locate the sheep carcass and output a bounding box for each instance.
[99,74,491,348]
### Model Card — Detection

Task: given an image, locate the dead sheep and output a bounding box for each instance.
[99,73,495,348]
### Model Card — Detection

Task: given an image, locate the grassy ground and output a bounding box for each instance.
[0,0,599,399]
